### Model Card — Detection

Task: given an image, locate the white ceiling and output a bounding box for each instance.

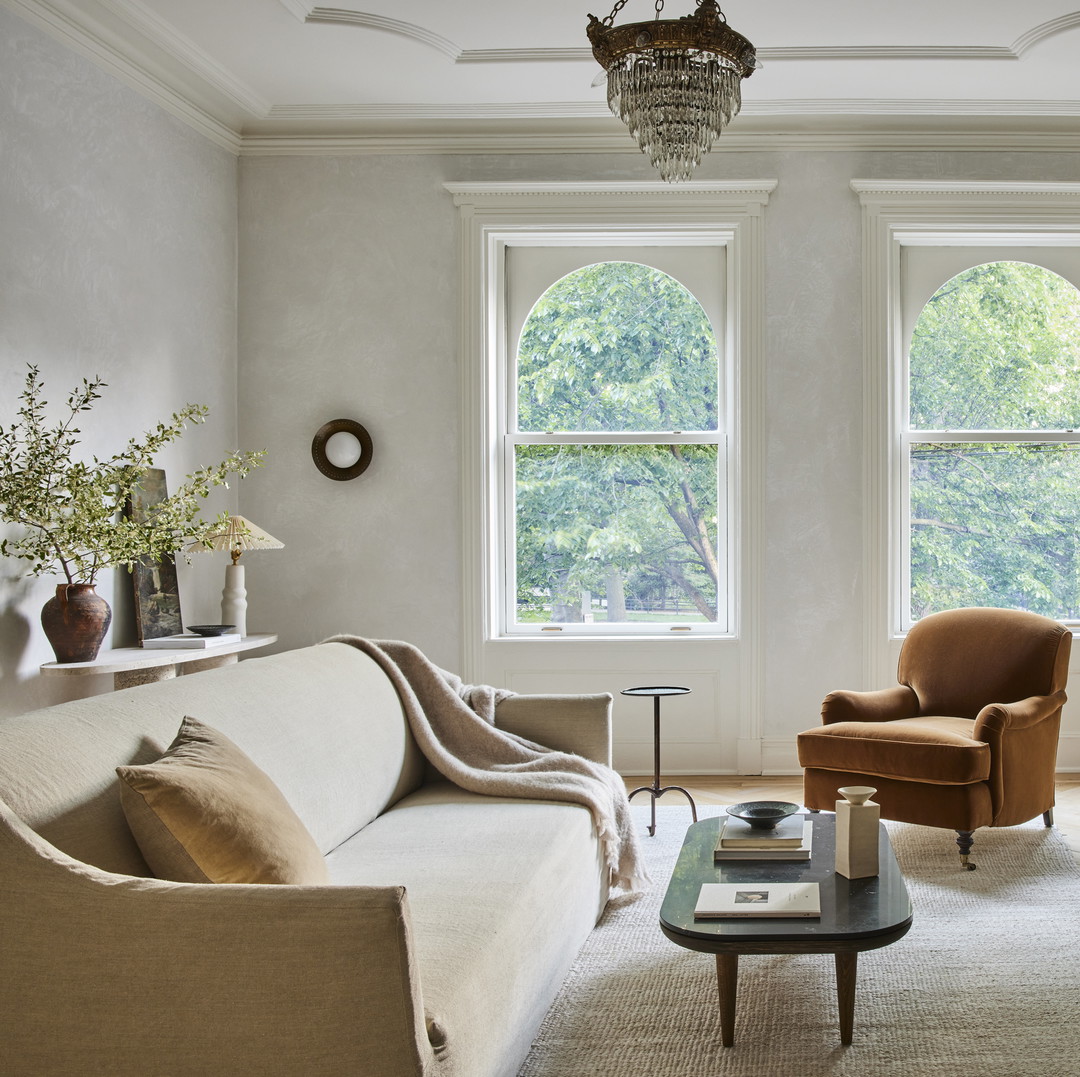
[10,0,1080,151]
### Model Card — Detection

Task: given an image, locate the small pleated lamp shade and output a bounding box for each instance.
[194,516,284,564]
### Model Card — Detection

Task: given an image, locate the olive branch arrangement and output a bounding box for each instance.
[0,365,265,585]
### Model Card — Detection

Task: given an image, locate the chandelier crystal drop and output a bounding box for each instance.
[587,0,757,182]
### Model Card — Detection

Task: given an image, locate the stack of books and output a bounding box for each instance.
[713,812,813,861]
[142,632,243,649]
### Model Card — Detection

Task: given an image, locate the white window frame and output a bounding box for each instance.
[446,182,774,672]
[853,180,1080,685]
[503,245,727,637]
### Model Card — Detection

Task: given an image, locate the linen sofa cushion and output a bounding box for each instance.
[116,716,329,885]
[797,716,991,785]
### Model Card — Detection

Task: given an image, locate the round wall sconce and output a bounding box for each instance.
[311,419,373,481]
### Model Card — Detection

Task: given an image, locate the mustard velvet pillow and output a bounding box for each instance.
[116,716,329,885]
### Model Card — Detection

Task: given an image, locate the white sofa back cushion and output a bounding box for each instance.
[0,642,425,876]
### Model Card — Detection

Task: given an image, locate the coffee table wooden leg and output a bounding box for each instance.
[715,953,738,1047]
[835,952,857,1044]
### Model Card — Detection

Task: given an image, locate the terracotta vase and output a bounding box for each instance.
[40,584,112,663]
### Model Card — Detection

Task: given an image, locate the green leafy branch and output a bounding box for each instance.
[0,366,265,585]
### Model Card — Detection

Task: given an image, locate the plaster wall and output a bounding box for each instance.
[238,148,1080,772]
[0,8,240,716]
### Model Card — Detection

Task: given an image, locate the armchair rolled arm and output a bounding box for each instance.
[821,685,918,725]
[973,690,1067,826]
[495,693,613,766]
[0,801,434,1077]
[973,690,1068,738]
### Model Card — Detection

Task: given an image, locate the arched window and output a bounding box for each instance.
[509,260,723,632]
[905,260,1080,621]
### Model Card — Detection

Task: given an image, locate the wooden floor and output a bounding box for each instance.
[623,774,1080,864]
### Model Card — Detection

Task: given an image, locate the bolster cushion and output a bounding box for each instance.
[797,716,991,785]
[116,716,330,885]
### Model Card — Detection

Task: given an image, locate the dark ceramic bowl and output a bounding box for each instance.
[186,624,236,637]
[725,800,801,830]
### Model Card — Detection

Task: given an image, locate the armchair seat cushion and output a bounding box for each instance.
[798,716,990,785]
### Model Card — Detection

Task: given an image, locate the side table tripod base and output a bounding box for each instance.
[628,782,698,837]
[621,685,697,836]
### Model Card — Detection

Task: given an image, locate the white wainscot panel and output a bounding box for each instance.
[1058,663,1080,772]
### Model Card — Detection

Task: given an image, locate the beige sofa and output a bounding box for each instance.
[0,641,615,1077]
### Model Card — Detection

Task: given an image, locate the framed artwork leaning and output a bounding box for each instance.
[127,468,183,641]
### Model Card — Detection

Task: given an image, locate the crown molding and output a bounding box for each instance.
[96,0,271,114]
[3,0,244,151]
[238,113,1080,156]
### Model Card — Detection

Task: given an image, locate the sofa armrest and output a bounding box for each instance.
[494,693,613,766]
[0,800,434,1077]
[821,685,918,725]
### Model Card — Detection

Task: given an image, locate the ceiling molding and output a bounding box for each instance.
[96,0,271,115]
[258,97,1080,127]
[277,7,1080,68]
[3,0,243,151]
[303,7,460,59]
[743,98,1080,117]
[237,121,1080,157]
[1014,11,1080,54]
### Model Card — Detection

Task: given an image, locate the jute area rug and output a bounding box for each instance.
[516,805,1080,1077]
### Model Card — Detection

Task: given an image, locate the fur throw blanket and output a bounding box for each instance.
[325,636,647,893]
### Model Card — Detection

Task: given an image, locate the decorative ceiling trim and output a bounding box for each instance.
[278,7,1080,67]
[1014,11,1080,54]
[260,97,1080,124]
[459,48,593,64]
[237,125,1080,157]
[303,8,460,59]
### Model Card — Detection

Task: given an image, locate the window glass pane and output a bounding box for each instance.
[517,262,718,433]
[910,441,1080,619]
[909,261,1080,430]
[515,444,719,624]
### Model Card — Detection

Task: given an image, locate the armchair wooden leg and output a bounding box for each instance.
[955,830,976,871]
[1043,808,1054,827]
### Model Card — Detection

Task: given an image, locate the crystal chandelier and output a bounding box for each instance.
[587,0,757,182]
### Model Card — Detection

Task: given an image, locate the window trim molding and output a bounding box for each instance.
[446,180,776,679]
[852,180,1080,686]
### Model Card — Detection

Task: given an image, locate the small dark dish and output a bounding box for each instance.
[725,800,801,830]
[186,624,236,637]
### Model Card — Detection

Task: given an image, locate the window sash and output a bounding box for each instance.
[500,434,727,636]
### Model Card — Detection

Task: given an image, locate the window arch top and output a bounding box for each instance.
[909,260,1080,431]
[516,261,718,434]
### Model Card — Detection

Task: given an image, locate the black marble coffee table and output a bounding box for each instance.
[659,813,912,1045]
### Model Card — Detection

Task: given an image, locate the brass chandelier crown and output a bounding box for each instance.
[587,0,757,182]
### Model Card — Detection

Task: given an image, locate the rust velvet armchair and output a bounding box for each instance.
[797,607,1071,869]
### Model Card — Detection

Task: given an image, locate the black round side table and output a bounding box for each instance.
[621,685,698,836]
